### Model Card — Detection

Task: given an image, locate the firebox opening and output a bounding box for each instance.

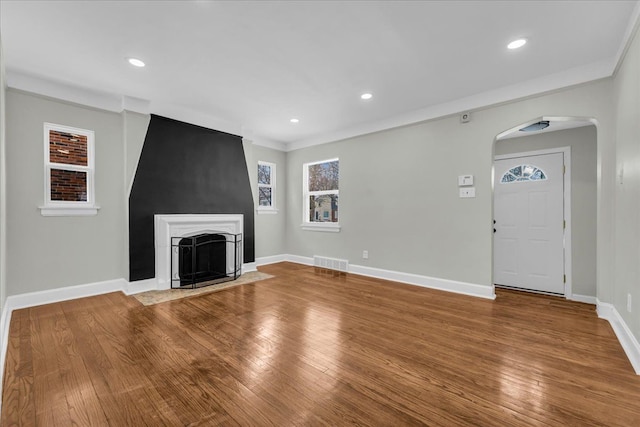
[171,232,242,289]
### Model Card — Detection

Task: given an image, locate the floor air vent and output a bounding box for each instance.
[313,255,349,273]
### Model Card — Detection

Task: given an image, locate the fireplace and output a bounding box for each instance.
[172,232,241,289]
[154,214,244,290]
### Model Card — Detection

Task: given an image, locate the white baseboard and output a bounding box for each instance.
[570,294,597,304]
[123,278,157,295]
[285,254,314,266]
[349,263,495,300]
[258,254,495,300]
[5,278,126,312]
[255,254,287,266]
[242,262,257,273]
[597,299,640,374]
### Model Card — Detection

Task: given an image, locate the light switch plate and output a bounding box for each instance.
[459,187,476,198]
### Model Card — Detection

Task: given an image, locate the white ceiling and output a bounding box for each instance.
[1,1,638,150]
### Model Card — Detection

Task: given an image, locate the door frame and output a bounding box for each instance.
[494,146,572,299]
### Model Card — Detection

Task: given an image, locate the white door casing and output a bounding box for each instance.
[494,152,565,294]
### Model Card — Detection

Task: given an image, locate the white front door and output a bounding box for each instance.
[494,152,565,294]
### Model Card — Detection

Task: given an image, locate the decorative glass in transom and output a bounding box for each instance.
[501,164,547,183]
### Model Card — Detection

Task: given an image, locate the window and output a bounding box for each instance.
[257,161,277,213]
[500,164,547,183]
[302,158,339,232]
[41,123,98,216]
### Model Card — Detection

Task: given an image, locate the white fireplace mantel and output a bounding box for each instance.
[154,214,254,290]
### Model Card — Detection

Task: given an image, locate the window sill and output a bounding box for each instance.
[39,205,100,217]
[300,223,341,233]
[256,208,279,215]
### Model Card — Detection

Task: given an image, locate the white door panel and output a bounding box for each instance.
[494,152,564,294]
[501,239,518,275]
[529,192,547,228]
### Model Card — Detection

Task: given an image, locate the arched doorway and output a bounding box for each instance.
[492,117,597,302]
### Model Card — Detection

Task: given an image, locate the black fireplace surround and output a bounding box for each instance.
[129,115,255,282]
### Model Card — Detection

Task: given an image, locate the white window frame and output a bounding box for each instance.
[301,158,340,233]
[40,122,99,216]
[257,160,277,214]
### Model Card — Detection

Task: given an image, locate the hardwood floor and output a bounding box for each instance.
[3,262,640,426]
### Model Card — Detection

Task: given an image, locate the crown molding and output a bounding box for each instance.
[7,68,123,112]
[285,58,615,151]
[250,137,288,151]
[148,100,242,137]
[613,0,640,76]
[5,50,622,154]
[6,69,290,149]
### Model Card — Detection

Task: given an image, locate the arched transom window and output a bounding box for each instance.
[500,164,547,183]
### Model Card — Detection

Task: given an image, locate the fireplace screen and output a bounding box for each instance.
[170,232,242,289]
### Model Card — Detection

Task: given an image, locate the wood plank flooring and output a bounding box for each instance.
[3,262,640,426]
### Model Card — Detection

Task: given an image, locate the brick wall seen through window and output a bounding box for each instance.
[42,123,95,215]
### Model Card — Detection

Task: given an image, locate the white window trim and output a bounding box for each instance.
[301,158,340,232]
[39,206,100,216]
[40,123,99,216]
[257,160,278,214]
[301,222,341,233]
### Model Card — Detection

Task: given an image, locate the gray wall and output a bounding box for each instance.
[286,122,490,284]
[123,110,150,280]
[285,80,615,297]
[495,126,597,297]
[245,142,288,258]
[613,24,640,343]
[124,111,150,193]
[0,37,6,309]
[6,90,126,294]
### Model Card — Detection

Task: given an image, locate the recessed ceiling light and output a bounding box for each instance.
[361,93,373,100]
[290,118,299,123]
[507,39,527,50]
[127,57,146,67]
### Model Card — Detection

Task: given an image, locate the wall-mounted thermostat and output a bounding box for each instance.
[458,175,474,186]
